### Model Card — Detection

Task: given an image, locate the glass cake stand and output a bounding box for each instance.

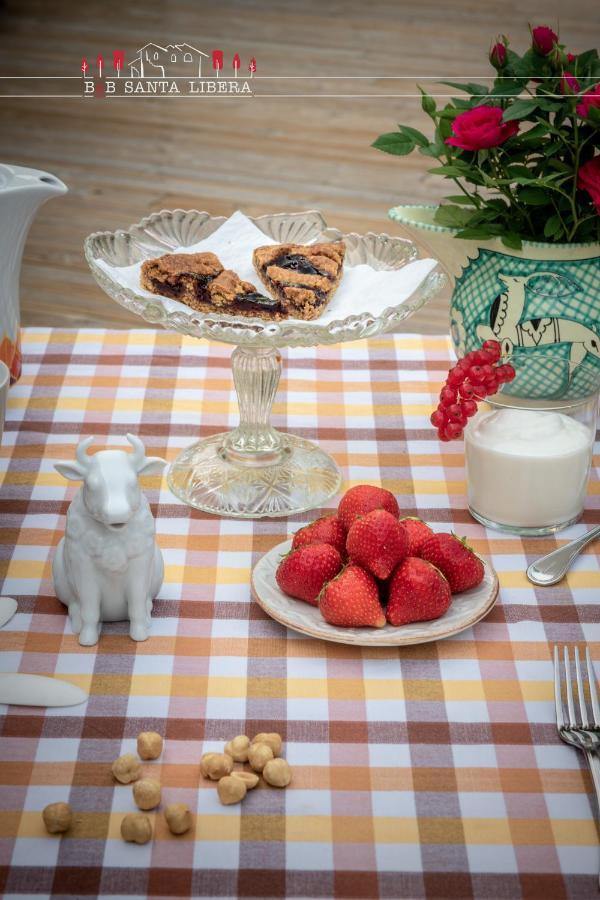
[85,210,446,518]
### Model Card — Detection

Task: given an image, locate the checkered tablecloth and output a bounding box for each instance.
[1,328,599,900]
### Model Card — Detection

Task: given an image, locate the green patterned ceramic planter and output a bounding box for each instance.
[389,204,600,400]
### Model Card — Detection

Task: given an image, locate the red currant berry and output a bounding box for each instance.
[473,350,491,365]
[496,364,516,383]
[430,409,447,428]
[482,340,502,362]
[445,421,464,440]
[458,381,475,399]
[470,365,484,381]
[461,399,478,417]
[446,367,464,387]
[469,382,486,398]
[446,404,468,427]
[438,428,452,442]
[440,386,457,405]
[481,364,495,381]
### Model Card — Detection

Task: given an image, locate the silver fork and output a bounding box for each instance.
[554,645,600,887]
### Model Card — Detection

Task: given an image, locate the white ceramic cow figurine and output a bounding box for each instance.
[52,434,166,646]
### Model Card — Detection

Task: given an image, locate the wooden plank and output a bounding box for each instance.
[0,0,596,334]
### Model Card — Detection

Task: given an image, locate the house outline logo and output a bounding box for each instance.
[81,42,256,96]
[127,42,209,78]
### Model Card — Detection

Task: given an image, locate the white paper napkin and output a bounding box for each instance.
[96,210,437,325]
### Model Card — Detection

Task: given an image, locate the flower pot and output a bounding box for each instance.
[389,204,600,400]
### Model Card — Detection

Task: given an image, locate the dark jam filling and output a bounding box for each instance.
[273,253,326,277]
[152,278,183,298]
[234,291,281,313]
[192,273,214,302]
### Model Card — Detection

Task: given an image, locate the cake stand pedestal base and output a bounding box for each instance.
[166,345,341,518]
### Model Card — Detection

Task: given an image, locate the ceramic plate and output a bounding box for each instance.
[251,540,499,647]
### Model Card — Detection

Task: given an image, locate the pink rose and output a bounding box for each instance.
[578,157,600,214]
[560,72,580,94]
[577,83,600,118]
[446,106,519,151]
[489,41,507,69]
[532,25,558,56]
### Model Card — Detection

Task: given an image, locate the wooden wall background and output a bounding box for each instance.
[0,0,597,333]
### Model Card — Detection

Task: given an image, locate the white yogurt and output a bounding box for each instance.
[465,407,594,529]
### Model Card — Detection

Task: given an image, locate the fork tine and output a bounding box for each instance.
[585,647,600,727]
[564,646,576,726]
[574,647,589,727]
[554,645,564,729]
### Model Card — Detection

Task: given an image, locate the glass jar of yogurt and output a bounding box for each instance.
[465,391,598,535]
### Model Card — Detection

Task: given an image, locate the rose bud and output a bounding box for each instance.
[489,39,507,69]
[560,72,580,95]
[531,25,558,56]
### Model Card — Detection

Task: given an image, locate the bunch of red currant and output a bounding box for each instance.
[431,340,516,442]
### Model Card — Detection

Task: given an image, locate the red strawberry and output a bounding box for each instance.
[319,565,385,628]
[419,532,484,593]
[338,484,399,531]
[346,509,409,580]
[400,517,434,557]
[386,557,451,625]
[276,543,342,605]
[292,515,346,556]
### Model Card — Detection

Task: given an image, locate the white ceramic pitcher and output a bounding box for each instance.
[0,164,67,381]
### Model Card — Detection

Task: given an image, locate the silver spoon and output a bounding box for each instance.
[526,524,600,586]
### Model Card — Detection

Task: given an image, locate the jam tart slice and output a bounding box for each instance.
[252,241,346,320]
[140,252,284,319]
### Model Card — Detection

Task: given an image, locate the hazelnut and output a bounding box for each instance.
[120,812,152,844]
[224,734,250,762]
[132,778,161,810]
[200,751,233,780]
[217,775,247,805]
[231,770,259,790]
[42,802,72,834]
[263,757,292,787]
[247,742,274,773]
[137,731,163,760]
[111,753,141,784]
[252,732,282,757]
[164,803,193,835]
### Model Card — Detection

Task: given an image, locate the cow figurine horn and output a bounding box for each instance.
[75,436,95,472]
[125,433,167,473]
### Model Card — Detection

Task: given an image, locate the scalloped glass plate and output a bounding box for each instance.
[252,540,499,647]
[84,209,447,349]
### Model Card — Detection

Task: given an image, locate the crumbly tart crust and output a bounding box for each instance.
[140,252,285,319]
[252,241,346,320]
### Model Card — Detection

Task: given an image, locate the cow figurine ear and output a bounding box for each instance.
[125,434,167,475]
[136,456,167,475]
[55,437,94,481]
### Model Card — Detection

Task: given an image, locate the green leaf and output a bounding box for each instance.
[371,132,415,155]
[433,205,474,228]
[440,81,489,95]
[543,214,563,239]
[428,164,471,177]
[517,187,549,205]
[454,226,498,240]
[419,87,436,116]
[503,99,539,122]
[501,232,523,250]
[444,194,479,205]
[518,123,549,142]
[586,106,600,127]
[488,77,529,97]
[397,125,430,147]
